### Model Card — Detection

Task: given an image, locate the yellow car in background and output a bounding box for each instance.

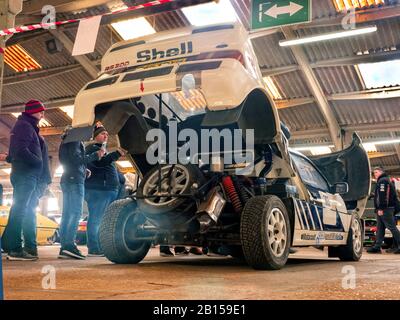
[0,205,59,245]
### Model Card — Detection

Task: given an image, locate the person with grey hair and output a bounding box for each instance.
[367,166,400,254]
[58,126,105,259]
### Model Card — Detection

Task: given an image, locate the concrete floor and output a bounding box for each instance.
[2,246,400,300]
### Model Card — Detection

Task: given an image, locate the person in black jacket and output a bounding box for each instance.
[58,126,104,259]
[368,167,400,254]
[1,100,50,261]
[22,138,52,257]
[85,123,125,256]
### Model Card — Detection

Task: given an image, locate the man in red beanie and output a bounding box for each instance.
[1,100,51,261]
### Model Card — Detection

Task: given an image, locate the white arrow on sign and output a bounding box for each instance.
[265,2,303,19]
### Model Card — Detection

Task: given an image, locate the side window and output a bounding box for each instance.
[291,154,330,192]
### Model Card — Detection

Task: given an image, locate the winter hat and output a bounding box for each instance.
[24,100,46,114]
[93,122,107,138]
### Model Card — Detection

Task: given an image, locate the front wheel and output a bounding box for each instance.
[240,195,291,270]
[328,214,364,261]
[99,199,151,264]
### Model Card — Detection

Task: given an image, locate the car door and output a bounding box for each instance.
[291,153,348,235]
[309,133,371,215]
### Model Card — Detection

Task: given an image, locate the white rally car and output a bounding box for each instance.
[69,23,371,270]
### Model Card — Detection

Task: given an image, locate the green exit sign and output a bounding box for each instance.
[251,0,312,31]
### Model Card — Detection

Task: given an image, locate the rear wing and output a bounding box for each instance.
[101,24,248,74]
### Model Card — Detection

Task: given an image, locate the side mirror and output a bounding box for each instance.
[333,182,349,195]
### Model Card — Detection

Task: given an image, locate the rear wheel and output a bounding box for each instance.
[328,214,363,261]
[99,199,151,264]
[241,195,291,270]
[137,164,203,214]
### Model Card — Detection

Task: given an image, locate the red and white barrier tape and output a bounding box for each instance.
[0,0,176,38]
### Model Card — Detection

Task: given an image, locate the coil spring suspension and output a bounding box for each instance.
[231,176,250,205]
[222,176,243,214]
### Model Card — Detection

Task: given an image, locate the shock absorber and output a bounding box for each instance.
[222,176,243,214]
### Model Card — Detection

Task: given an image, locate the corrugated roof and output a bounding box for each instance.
[278,102,327,131]
[314,65,365,94]
[272,70,312,99]
[297,18,400,63]
[331,99,400,126]
[2,67,92,107]
[252,32,297,69]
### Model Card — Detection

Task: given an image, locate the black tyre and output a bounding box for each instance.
[228,246,245,260]
[137,164,203,214]
[48,229,60,244]
[328,214,363,261]
[241,195,291,270]
[99,199,151,264]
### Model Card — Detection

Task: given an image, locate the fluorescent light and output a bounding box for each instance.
[38,118,51,128]
[59,105,74,119]
[182,0,237,26]
[4,44,42,73]
[111,17,155,40]
[372,139,400,146]
[263,76,282,100]
[332,0,385,12]
[54,166,64,177]
[116,160,133,168]
[2,168,11,175]
[358,60,400,89]
[294,140,400,155]
[279,26,377,47]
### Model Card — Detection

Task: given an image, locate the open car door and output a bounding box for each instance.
[309,133,371,213]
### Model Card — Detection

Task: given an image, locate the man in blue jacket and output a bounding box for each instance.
[1,100,51,261]
[58,126,104,259]
[368,167,400,254]
[85,123,125,257]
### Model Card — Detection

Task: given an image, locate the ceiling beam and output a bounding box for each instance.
[295,4,400,29]
[3,64,84,85]
[21,0,112,14]
[310,50,400,68]
[275,97,314,109]
[329,87,400,101]
[390,132,400,164]
[40,126,65,136]
[49,29,99,79]
[368,152,397,159]
[261,65,300,77]
[291,121,400,139]
[281,27,342,150]
[261,50,400,77]
[271,86,400,109]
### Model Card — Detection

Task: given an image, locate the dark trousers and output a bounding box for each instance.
[60,183,85,249]
[1,174,43,252]
[85,189,118,253]
[374,208,400,249]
